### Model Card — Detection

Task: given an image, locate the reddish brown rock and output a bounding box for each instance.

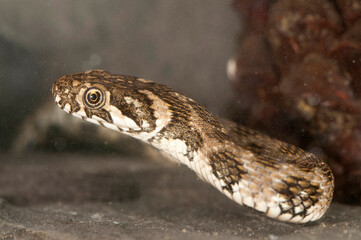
[232,0,361,203]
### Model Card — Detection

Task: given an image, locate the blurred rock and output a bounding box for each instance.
[232,0,361,204]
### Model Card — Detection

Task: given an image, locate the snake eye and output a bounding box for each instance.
[84,87,105,109]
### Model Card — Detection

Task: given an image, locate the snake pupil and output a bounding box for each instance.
[89,92,99,103]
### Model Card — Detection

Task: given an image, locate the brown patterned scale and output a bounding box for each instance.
[52,69,334,223]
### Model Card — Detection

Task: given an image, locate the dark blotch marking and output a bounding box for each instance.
[108,83,157,132]
[152,97,204,159]
[273,176,321,218]
[84,108,113,124]
[208,149,247,193]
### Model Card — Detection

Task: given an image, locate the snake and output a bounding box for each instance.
[52,69,334,223]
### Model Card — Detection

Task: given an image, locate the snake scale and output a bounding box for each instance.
[52,69,334,223]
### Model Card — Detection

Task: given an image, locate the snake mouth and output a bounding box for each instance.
[52,79,64,105]
[52,83,61,106]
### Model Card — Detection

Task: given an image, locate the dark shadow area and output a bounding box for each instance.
[0,37,43,151]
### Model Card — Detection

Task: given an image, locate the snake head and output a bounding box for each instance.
[52,70,111,114]
[52,69,167,133]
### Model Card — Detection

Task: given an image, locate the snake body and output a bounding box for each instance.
[52,69,334,223]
